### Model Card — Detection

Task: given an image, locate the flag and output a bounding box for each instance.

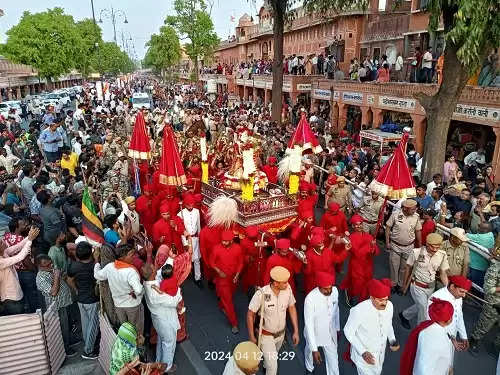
[81,187,104,245]
[133,159,141,197]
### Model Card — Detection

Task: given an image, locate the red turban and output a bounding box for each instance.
[183,193,195,206]
[299,181,310,192]
[350,214,364,225]
[368,278,391,298]
[308,182,317,192]
[327,174,337,186]
[189,165,201,176]
[160,203,170,214]
[310,226,325,238]
[143,184,153,192]
[245,225,259,239]
[299,208,314,220]
[328,202,340,212]
[221,230,234,242]
[165,186,177,195]
[276,238,290,250]
[316,271,335,288]
[268,156,277,164]
[428,298,454,322]
[449,275,472,291]
[310,234,324,247]
[194,193,203,204]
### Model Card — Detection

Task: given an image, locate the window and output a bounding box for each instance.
[360,47,368,59]
[378,0,387,11]
[419,0,429,9]
[373,47,381,60]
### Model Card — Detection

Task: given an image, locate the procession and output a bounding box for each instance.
[0,1,499,375]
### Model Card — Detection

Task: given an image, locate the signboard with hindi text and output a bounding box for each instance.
[379,95,416,110]
[297,83,312,91]
[453,104,499,123]
[312,89,331,100]
[282,82,291,92]
[342,92,363,104]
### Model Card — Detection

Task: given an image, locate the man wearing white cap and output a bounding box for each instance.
[118,196,140,235]
[223,341,262,375]
[247,266,299,375]
[304,271,340,375]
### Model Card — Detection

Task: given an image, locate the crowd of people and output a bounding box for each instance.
[0,75,498,375]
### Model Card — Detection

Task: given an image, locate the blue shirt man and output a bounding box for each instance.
[39,124,63,162]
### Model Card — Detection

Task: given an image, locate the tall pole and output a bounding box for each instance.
[111,5,117,44]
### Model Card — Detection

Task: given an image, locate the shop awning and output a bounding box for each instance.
[360,129,414,152]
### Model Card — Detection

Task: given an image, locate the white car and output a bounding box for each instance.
[132,92,151,110]
[0,101,22,118]
[53,91,71,106]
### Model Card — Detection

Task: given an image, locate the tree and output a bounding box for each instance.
[74,19,104,77]
[91,42,135,76]
[144,25,181,75]
[165,0,219,82]
[304,0,499,182]
[0,8,83,82]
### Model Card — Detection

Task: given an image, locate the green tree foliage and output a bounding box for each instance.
[144,26,181,74]
[74,19,104,77]
[91,42,136,75]
[1,8,83,81]
[165,0,219,81]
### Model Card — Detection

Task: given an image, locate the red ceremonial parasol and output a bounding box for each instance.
[369,132,416,199]
[287,111,323,154]
[368,132,416,234]
[159,122,187,186]
[128,111,151,159]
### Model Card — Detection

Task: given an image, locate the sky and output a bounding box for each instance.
[0,0,264,59]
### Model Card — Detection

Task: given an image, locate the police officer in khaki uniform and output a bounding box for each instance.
[247,266,299,375]
[359,190,383,235]
[385,199,422,294]
[399,233,450,328]
[325,176,352,214]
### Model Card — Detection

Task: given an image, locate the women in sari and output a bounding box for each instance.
[110,322,140,375]
[155,239,193,342]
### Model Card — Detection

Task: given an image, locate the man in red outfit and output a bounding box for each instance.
[297,181,318,215]
[303,230,350,294]
[264,238,304,295]
[135,184,159,235]
[210,230,244,333]
[240,225,270,295]
[290,207,315,250]
[320,201,350,274]
[261,156,278,184]
[151,203,185,251]
[340,214,379,305]
[157,186,181,217]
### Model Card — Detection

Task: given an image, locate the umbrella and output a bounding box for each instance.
[128,111,151,159]
[368,132,416,235]
[287,111,323,155]
[159,122,187,186]
[368,132,416,199]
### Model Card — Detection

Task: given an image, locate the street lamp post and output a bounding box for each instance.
[99,5,128,44]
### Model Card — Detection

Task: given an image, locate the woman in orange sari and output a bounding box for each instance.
[155,240,192,342]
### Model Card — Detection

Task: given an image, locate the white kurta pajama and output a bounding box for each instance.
[343,299,396,375]
[144,280,182,371]
[222,356,248,375]
[427,287,467,371]
[304,287,340,375]
[178,207,201,280]
[413,323,453,375]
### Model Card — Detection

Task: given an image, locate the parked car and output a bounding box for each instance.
[53,90,71,106]
[0,101,22,117]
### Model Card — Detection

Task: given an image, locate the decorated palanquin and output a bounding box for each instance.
[200,126,297,232]
[201,182,297,232]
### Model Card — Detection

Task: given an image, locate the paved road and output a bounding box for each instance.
[182,240,498,375]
